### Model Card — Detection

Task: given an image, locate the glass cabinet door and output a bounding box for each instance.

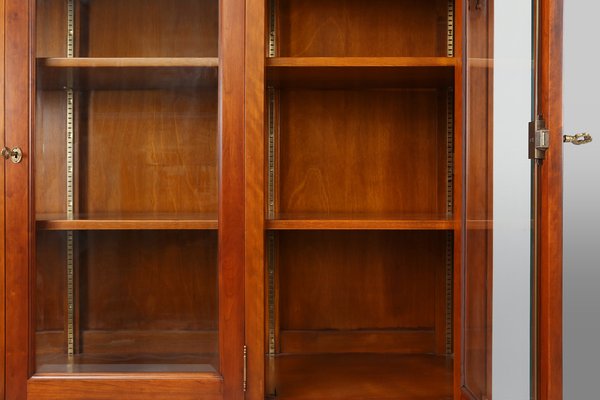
[4,0,244,398]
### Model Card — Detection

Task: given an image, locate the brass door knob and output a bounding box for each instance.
[1,146,23,163]
[563,133,593,145]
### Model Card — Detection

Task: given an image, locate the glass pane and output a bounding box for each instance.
[564,1,600,398]
[34,0,219,373]
[465,0,532,398]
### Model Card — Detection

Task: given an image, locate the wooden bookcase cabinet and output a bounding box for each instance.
[262,0,460,398]
[34,0,221,374]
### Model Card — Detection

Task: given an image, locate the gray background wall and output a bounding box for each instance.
[563,1,600,399]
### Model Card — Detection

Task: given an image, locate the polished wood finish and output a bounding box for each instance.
[5,0,33,398]
[243,0,266,398]
[539,0,563,398]
[35,89,218,215]
[270,354,453,400]
[279,330,435,354]
[244,0,267,397]
[277,89,449,216]
[277,0,449,57]
[38,58,218,90]
[218,0,246,397]
[0,0,5,396]
[267,214,455,231]
[36,213,218,230]
[267,57,454,88]
[27,374,222,400]
[36,0,218,58]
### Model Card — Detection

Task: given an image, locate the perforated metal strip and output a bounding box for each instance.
[447,0,455,57]
[268,0,277,58]
[66,0,75,359]
[445,87,454,354]
[267,232,276,356]
[267,87,276,219]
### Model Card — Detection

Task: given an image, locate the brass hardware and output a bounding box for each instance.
[267,232,276,356]
[446,88,454,215]
[66,0,76,359]
[529,116,549,160]
[447,0,454,57]
[563,133,592,145]
[267,87,276,219]
[243,345,248,392]
[1,147,23,163]
[445,232,453,354]
[67,0,75,58]
[268,0,277,58]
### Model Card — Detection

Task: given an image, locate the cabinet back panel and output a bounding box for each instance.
[278,0,449,57]
[81,230,218,330]
[36,0,218,57]
[278,89,448,215]
[278,231,445,330]
[36,230,218,332]
[36,89,218,215]
[84,90,218,214]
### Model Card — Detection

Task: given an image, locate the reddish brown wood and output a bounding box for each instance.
[266,215,455,231]
[270,354,453,400]
[538,0,563,398]
[36,214,218,230]
[277,0,450,57]
[38,58,219,90]
[0,0,5,396]
[244,0,266,398]
[279,330,435,354]
[278,231,444,330]
[277,88,449,216]
[266,57,455,88]
[5,0,33,398]
[453,0,465,397]
[218,0,246,398]
[27,374,223,400]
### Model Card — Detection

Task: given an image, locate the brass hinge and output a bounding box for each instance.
[529,116,549,160]
[243,345,248,392]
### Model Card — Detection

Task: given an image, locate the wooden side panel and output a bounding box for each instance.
[278,89,448,216]
[278,0,449,57]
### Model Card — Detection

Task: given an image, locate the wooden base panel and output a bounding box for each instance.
[28,374,222,400]
[267,353,453,400]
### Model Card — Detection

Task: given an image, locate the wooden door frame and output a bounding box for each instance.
[2,0,246,398]
[538,0,563,398]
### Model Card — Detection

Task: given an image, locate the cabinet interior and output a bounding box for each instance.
[265,0,458,398]
[33,0,220,373]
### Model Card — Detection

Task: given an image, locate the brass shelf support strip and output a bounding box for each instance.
[66,0,76,359]
[445,87,454,354]
[267,232,276,356]
[268,0,277,58]
[447,0,454,57]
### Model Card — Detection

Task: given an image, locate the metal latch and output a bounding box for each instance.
[529,117,549,160]
[563,132,592,145]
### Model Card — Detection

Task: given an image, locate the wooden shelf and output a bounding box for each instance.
[37,57,219,90]
[268,353,453,399]
[266,57,455,88]
[266,213,455,230]
[36,213,218,230]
